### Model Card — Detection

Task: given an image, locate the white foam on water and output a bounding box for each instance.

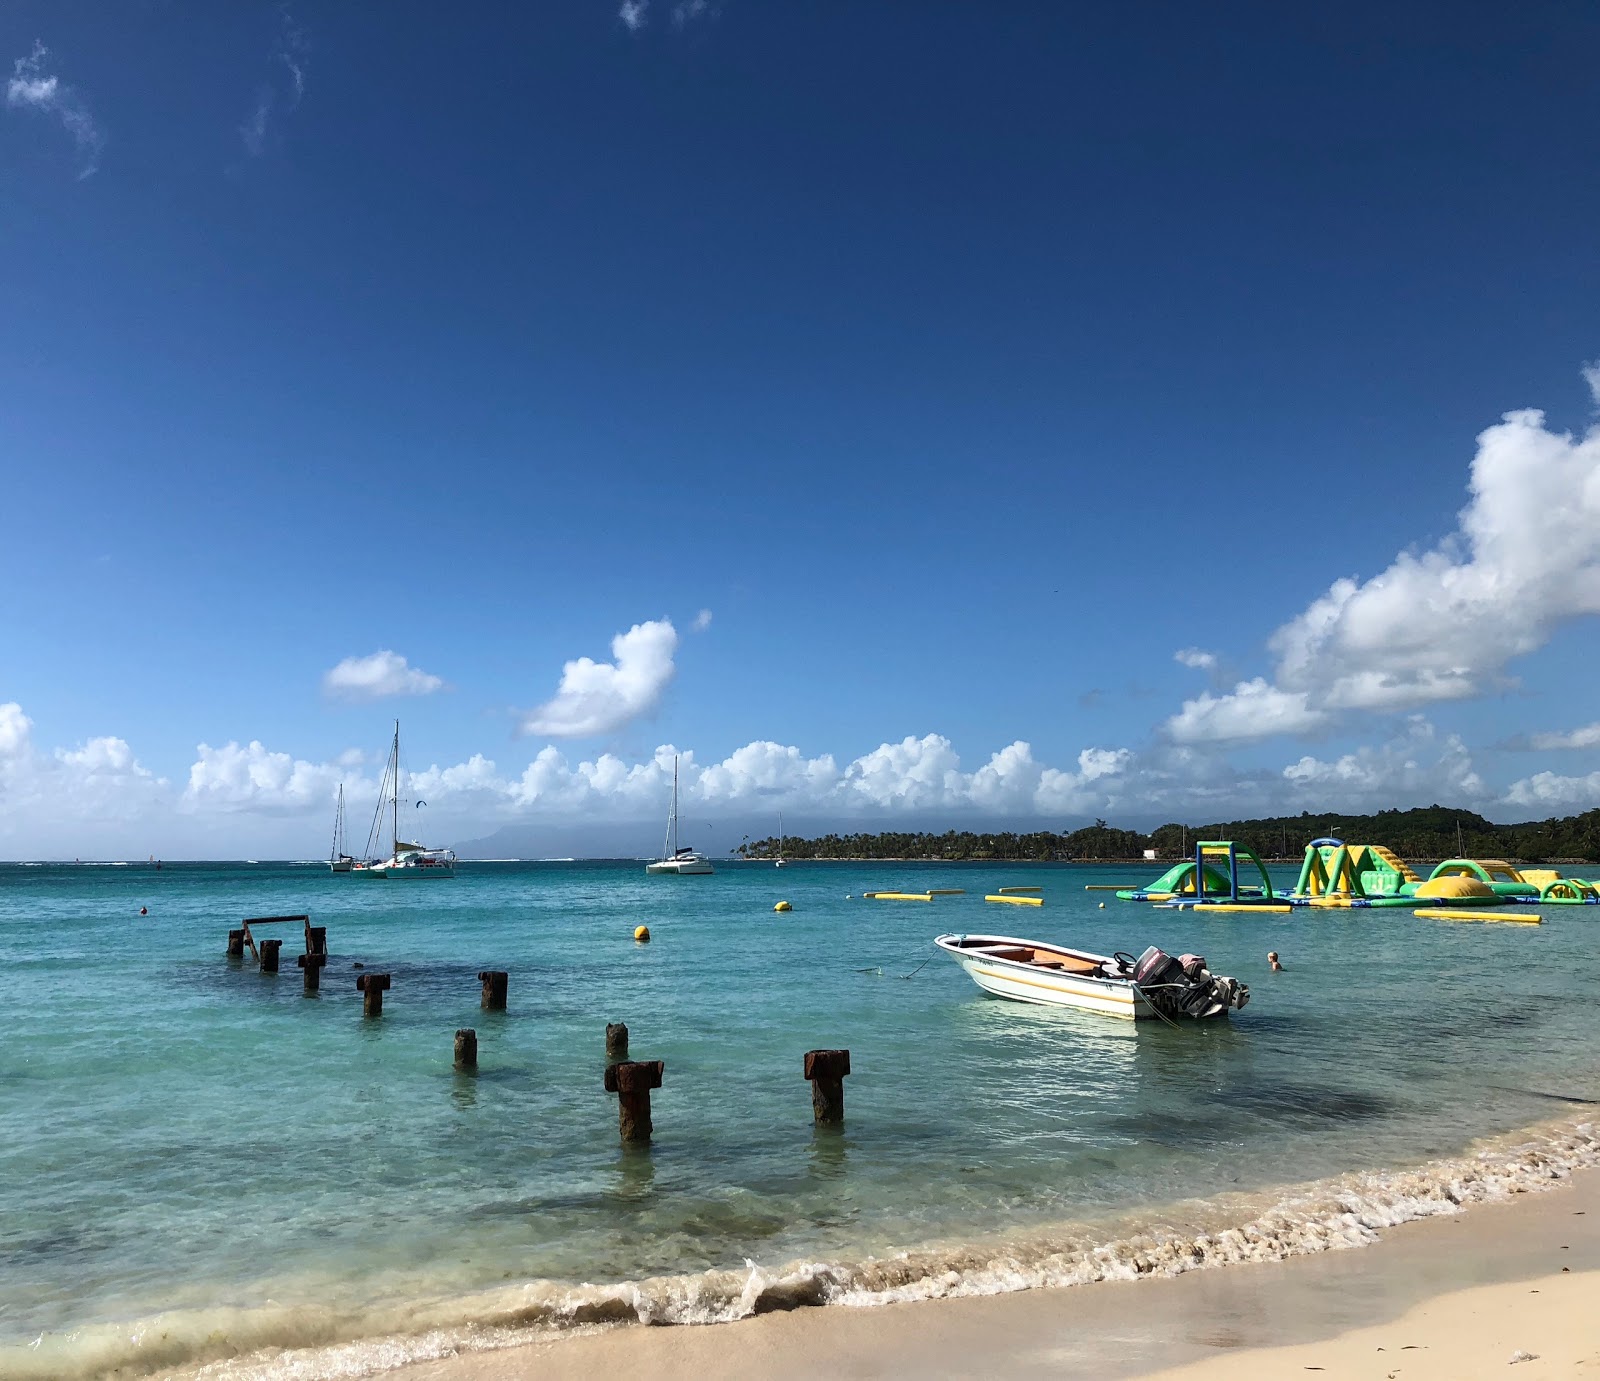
[9,1112,1597,1381]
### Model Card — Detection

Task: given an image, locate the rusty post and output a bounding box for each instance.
[803,1049,851,1125]
[605,1022,629,1064]
[305,925,327,957]
[455,1028,478,1070]
[259,938,283,974]
[604,1060,664,1144]
[478,970,508,1011]
[356,972,391,1018]
[227,928,246,958]
[297,951,327,993]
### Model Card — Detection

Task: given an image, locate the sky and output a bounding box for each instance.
[5,1,1600,858]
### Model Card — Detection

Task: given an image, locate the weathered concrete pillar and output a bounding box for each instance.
[227,929,246,958]
[803,1049,851,1125]
[478,970,508,1011]
[604,1059,664,1144]
[297,951,327,993]
[259,938,283,974]
[605,1022,629,1064]
[357,972,391,1017]
[454,1028,478,1070]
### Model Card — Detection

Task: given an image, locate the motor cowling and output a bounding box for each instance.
[1132,945,1184,987]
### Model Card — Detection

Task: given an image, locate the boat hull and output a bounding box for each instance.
[646,858,714,874]
[934,933,1150,1020]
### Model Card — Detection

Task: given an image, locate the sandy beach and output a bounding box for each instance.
[390,1165,1600,1381]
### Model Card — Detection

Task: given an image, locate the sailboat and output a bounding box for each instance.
[356,722,457,879]
[328,784,357,872]
[774,811,786,868]
[646,755,714,875]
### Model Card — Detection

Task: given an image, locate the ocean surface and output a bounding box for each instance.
[2,858,1598,1378]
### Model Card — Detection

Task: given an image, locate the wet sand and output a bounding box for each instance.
[393,1166,1600,1381]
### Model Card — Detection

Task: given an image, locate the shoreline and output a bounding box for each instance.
[385,1164,1600,1381]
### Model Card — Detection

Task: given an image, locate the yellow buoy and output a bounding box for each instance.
[985,894,1042,906]
[774,901,792,912]
[634,925,651,942]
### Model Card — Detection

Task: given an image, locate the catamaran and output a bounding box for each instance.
[646,755,713,875]
[355,722,457,879]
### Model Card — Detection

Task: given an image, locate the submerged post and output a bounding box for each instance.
[604,1060,664,1144]
[357,972,391,1018]
[454,1028,478,1070]
[478,970,508,1011]
[605,1022,629,1064]
[227,928,246,959]
[259,938,283,974]
[803,1049,851,1126]
[297,951,327,992]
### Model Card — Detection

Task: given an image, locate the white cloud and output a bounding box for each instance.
[691,608,713,633]
[1504,769,1600,812]
[1165,678,1329,744]
[619,1,649,31]
[522,618,679,738]
[323,650,444,701]
[184,740,343,815]
[1281,718,1485,809]
[241,8,308,155]
[1584,360,1600,409]
[673,0,712,24]
[6,41,103,178]
[1518,723,1600,751]
[0,702,33,759]
[1174,648,1217,670]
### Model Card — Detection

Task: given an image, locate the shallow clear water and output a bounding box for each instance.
[2,859,1597,1375]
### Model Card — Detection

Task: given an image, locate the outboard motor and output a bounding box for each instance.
[1132,946,1184,988]
[1131,946,1249,1019]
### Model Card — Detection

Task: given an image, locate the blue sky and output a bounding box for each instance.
[5,1,1600,857]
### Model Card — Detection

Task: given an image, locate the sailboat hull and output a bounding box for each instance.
[646,858,713,874]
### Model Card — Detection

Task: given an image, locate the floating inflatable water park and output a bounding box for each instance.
[1103,838,1600,913]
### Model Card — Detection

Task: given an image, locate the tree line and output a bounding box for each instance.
[736,806,1600,863]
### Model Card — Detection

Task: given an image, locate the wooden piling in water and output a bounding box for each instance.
[454,1028,478,1070]
[305,925,327,956]
[478,970,508,1011]
[604,1059,664,1143]
[259,938,283,973]
[357,972,391,1017]
[606,1022,629,1064]
[297,951,326,992]
[227,928,246,958]
[803,1048,851,1125]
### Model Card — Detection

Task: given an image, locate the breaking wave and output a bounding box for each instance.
[12,1113,1598,1381]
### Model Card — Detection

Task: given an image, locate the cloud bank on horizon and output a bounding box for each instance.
[7,367,1600,854]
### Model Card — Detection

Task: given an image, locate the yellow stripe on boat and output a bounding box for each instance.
[868,892,934,901]
[1415,909,1543,924]
[1192,903,1294,914]
[998,886,1042,894]
[985,894,1043,906]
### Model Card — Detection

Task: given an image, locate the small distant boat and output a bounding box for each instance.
[329,784,357,873]
[646,756,713,875]
[774,811,787,868]
[355,722,456,879]
[933,933,1248,1022]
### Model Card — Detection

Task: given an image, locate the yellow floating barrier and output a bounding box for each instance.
[997,886,1041,894]
[927,889,967,896]
[1083,885,1131,891]
[985,894,1043,906]
[868,892,934,901]
[1192,903,1294,914]
[1415,909,1542,924]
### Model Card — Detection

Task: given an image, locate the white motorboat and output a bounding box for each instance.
[646,755,713,875]
[356,722,456,879]
[933,933,1247,1022]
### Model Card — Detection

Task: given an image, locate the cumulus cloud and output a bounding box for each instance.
[619,1,649,31]
[1282,718,1485,810]
[1504,769,1600,812]
[1174,648,1217,670]
[323,650,444,701]
[6,41,103,178]
[521,618,679,738]
[1166,679,1329,744]
[0,702,33,759]
[1509,722,1600,751]
[184,740,343,814]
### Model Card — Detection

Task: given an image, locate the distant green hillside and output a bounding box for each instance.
[737,806,1600,863]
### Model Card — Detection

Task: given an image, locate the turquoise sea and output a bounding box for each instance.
[3,858,1598,1378]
